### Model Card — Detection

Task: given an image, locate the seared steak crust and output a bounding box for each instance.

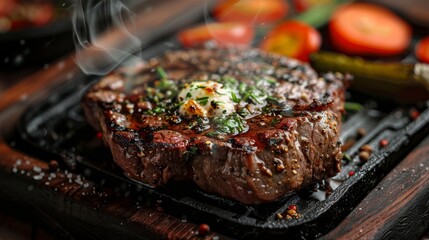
[82,47,347,204]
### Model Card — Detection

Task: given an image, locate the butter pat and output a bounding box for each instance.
[178,81,236,118]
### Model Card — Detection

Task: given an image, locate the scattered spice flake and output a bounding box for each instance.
[379,139,389,148]
[358,151,370,162]
[49,160,59,172]
[286,209,301,219]
[359,144,373,153]
[288,205,297,211]
[410,109,420,120]
[277,205,301,220]
[348,171,355,177]
[96,132,103,139]
[198,224,210,236]
[155,199,163,212]
[287,209,297,216]
[357,128,366,138]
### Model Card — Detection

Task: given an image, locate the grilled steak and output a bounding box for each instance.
[82,47,348,204]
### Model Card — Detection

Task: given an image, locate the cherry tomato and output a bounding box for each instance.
[416,36,429,64]
[293,0,333,13]
[178,22,254,48]
[260,21,321,62]
[213,0,288,25]
[0,0,17,16]
[329,3,411,56]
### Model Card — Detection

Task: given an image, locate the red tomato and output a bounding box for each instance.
[29,3,54,27]
[10,20,33,31]
[178,22,254,48]
[293,0,333,13]
[0,0,17,16]
[416,36,429,64]
[213,0,288,25]
[329,3,411,56]
[259,21,321,62]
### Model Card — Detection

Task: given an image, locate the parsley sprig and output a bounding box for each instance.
[196,96,209,106]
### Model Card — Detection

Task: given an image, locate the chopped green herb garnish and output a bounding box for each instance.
[153,107,165,114]
[209,113,249,136]
[196,96,209,106]
[159,78,176,91]
[187,116,210,132]
[271,118,280,126]
[249,92,262,104]
[215,89,226,95]
[265,77,277,85]
[146,110,154,115]
[238,83,247,94]
[242,92,250,102]
[155,66,177,93]
[237,108,250,118]
[343,153,352,162]
[184,145,199,160]
[189,145,198,154]
[236,83,267,105]
[175,102,184,108]
[220,76,238,89]
[156,66,168,80]
[152,95,160,103]
[205,131,220,137]
[143,68,180,114]
[344,102,363,112]
[267,96,280,103]
[231,92,240,103]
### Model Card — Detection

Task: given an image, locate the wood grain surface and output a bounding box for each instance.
[323,137,429,240]
[0,1,227,239]
[0,212,55,240]
[0,136,227,239]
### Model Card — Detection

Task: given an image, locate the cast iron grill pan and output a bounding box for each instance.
[12,41,429,239]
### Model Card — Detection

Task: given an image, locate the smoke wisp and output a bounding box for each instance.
[70,0,143,75]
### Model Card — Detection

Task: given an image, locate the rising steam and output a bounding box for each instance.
[70,0,143,75]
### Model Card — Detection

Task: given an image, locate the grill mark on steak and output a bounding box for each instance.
[82,47,348,204]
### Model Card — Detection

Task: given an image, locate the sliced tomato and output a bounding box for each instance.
[329,3,411,56]
[178,22,254,48]
[293,0,334,13]
[416,36,429,64]
[259,21,321,62]
[0,0,17,16]
[213,0,288,25]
